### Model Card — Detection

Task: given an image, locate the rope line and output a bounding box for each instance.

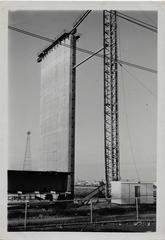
[118,21,141,182]
[119,64,156,97]
[8,25,157,74]
[117,12,157,30]
[117,12,157,33]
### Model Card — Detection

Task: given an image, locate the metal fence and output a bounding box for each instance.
[8,195,156,231]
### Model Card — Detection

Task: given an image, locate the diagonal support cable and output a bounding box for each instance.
[118,60,157,74]
[73,47,104,69]
[117,12,157,33]
[9,25,157,74]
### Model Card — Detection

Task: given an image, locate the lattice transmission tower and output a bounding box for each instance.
[23,131,32,171]
[103,10,120,198]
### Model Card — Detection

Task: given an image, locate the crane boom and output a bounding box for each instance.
[103,10,120,198]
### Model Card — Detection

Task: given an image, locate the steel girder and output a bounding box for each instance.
[68,34,77,198]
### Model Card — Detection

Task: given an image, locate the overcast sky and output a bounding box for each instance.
[8,10,157,182]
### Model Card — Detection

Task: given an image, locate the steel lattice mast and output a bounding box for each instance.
[23,131,32,171]
[103,10,120,198]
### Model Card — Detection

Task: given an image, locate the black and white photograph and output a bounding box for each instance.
[1,1,165,237]
[7,7,157,232]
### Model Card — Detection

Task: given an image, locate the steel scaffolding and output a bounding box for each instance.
[103,10,120,198]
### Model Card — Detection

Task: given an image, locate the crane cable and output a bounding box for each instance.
[118,18,141,182]
[8,25,157,74]
[117,12,157,33]
[119,64,156,97]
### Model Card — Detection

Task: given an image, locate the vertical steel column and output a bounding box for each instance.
[103,10,120,198]
[68,32,77,198]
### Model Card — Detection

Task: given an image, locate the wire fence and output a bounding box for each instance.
[8,193,156,231]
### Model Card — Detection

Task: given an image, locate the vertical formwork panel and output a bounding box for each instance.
[40,37,72,173]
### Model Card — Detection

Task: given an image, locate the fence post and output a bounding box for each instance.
[90,199,93,224]
[135,197,139,222]
[24,200,28,230]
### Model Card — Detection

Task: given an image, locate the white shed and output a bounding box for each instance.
[111,181,154,205]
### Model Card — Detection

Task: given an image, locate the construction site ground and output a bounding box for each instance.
[8,199,156,232]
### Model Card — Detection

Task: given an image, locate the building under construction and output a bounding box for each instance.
[8,30,77,196]
[38,32,77,197]
[36,11,120,199]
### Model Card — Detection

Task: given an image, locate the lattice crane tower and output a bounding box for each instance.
[103,10,120,198]
[23,131,32,171]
